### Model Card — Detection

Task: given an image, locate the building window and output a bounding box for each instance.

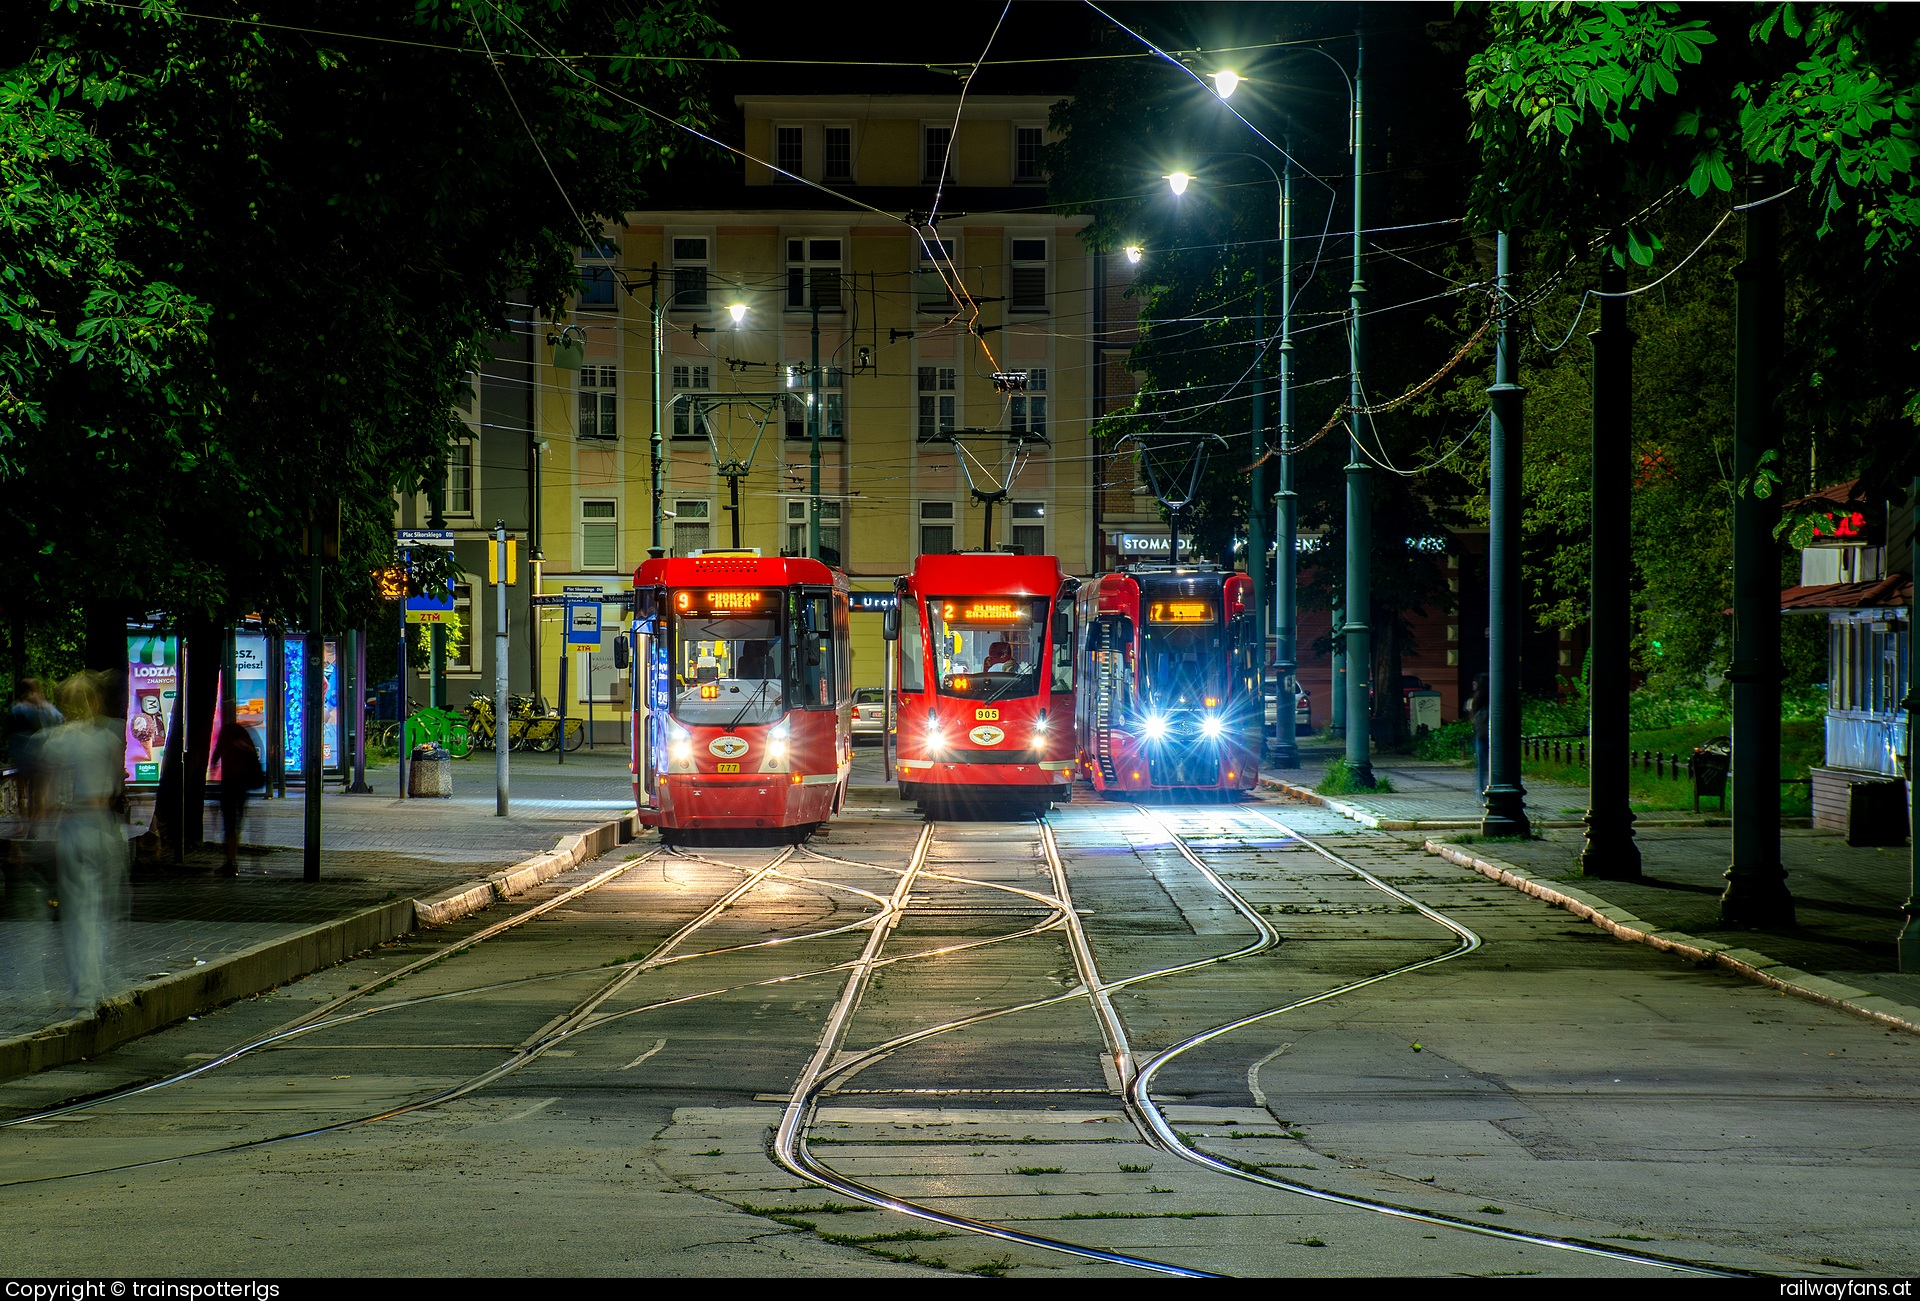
[775,126,803,181]
[671,363,712,441]
[786,237,842,311]
[1015,125,1045,182]
[1010,238,1048,313]
[919,500,955,557]
[578,365,617,441]
[446,441,475,516]
[784,363,843,441]
[917,366,956,442]
[1010,367,1047,439]
[823,125,852,182]
[785,499,842,568]
[1011,500,1045,556]
[672,498,711,556]
[917,237,956,314]
[671,236,709,310]
[448,580,476,674]
[923,125,952,184]
[579,238,617,309]
[581,499,618,570]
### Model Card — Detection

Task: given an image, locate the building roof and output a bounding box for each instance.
[1778,575,1912,612]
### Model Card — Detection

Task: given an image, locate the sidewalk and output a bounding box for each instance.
[1,750,637,1068]
[1265,740,1920,1030]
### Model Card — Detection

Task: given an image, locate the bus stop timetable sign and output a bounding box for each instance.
[566,586,603,645]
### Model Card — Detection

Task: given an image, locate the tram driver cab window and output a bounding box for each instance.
[929,595,1048,701]
[669,588,785,726]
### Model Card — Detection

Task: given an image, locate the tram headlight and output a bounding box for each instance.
[668,721,691,762]
[1142,714,1169,741]
[1201,714,1225,740]
[927,726,946,751]
[767,720,790,761]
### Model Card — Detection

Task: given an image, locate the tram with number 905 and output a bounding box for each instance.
[885,552,1079,812]
[630,551,852,842]
[1073,563,1262,796]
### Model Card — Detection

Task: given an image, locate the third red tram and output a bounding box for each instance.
[1073,563,1262,796]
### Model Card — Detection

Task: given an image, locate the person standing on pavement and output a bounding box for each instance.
[1468,672,1490,797]
[3,678,63,1015]
[213,720,264,875]
[42,671,130,1013]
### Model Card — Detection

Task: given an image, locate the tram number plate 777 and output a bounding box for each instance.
[974,708,1000,721]
[715,762,741,774]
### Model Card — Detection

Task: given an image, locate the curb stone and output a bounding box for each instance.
[0,812,636,1084]
[1422,838,1920,1037]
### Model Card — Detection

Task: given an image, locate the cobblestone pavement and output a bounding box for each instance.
[0,751,635,1039]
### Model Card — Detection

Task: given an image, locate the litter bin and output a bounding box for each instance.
[1689,740,1730,813]
[409,743,453,799]
[1407,690,1443,736]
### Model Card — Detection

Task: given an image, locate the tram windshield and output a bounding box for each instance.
[1141,598,1225,711]
[928,594,1049,702]
[669,588,786,726]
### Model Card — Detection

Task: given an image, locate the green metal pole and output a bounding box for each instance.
[809,295,822,560]
[651,264,665,555]
[1722,171,1793,922]
[1482,230,1530,836]
[1271,146,1299,769]
[1343,28,1373,784]
[428,469,446,712]
[1899,477,1919,971]
[1249,243,1268,705]
[1580,256,1642,879]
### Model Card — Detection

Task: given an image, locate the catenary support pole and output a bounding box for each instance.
[810,295,823,560]
[494,521,509,817]
[304,549,322,882]
[1581,256,1642,878]
[1271,143,1299,769]
[1722,172,1793,923]
[397,611,408,801]
[1249,235,1268,719]
[1482,231,1530,836]
[651,265,665,555]
[1342,27,1373,784]
[557,644,568,767]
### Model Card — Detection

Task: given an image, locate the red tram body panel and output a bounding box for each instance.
[630,552,852,837]
[892,553,1078,808]
[1074,565,1262,795]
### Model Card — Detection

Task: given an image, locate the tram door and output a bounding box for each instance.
[1085,615,1131,783]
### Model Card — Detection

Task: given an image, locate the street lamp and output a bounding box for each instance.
[728,302,747,325]
[1165,171,1191,196]
[1124,245,1144,265]
[1211,69,1242,100]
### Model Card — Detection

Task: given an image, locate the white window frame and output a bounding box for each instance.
[786,236,844,312]
[578,364,618,441]
[1010,367,1048,439]
[784,363,843,441]
[671,363,713,441]
[447,577,479,675]
[1009,236,1049,314]
[918,500,956,557]
[1010,500,1046,557]
[916,365,957,442]
[578,237,617,310]
[784,498,843,563]
[671,498,713,557]
[580,498,620,571]
[774,124,804,182]
[445,439,476,517]
[669,235,710,312]
[1013,124,1046,183]
[823,124,854,183]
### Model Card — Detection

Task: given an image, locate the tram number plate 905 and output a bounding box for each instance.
[715,762,741,774]
[974,708,1000,721]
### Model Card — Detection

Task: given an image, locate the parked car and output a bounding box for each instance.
[1263,675,1312,734]
[852,686,888,740]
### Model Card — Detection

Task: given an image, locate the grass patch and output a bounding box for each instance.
[819,1229,954,1247]
[695,1148,724,1157]
[1517,717,1820,816]
[1260,1162,1319,1170]
[1318,758,1395,795]
[1477,1204,1506,1214]
[1058,1211,1223,1221]
[1146,1186,1175,1193]
[735,1201,872,1218]
[1118,1162,1153,1173]
[971,1255,1017,1278]
[1603,1234,1657,1242]
[1010,1166,1063,1175]
[1820,1258,1863,1270]
[1292,1237,1327,1248]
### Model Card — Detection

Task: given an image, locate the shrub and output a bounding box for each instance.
[1319,758,1395,795]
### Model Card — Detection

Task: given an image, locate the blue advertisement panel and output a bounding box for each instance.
[282,636,341,772]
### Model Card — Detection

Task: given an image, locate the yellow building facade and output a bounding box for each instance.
[530,94,1130,686]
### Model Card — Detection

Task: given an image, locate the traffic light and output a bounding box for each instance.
[374,565,407,600]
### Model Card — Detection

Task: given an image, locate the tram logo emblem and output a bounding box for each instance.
[968,725,1005,747]
[708,736,750,760]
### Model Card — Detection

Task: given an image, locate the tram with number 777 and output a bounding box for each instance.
[630,551,852,842]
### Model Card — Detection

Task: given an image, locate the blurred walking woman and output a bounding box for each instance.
[43,672,130,1012]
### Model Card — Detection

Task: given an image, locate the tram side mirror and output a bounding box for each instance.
[882,604,900,642]
[613,636,629,670]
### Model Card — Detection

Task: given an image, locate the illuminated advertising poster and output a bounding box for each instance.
[208,632,272,782]
[125,633,179,785]
[282,636,341,772]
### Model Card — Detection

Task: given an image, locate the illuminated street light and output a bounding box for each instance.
[1166,171,1191,196]
[728,302,747,325]
[1211,69,1241,99]
[1124,245,1143,265]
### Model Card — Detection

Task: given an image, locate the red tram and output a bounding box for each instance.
[886,553,1079,811]
[631,551,852,842]
[1073,563,1262,796]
